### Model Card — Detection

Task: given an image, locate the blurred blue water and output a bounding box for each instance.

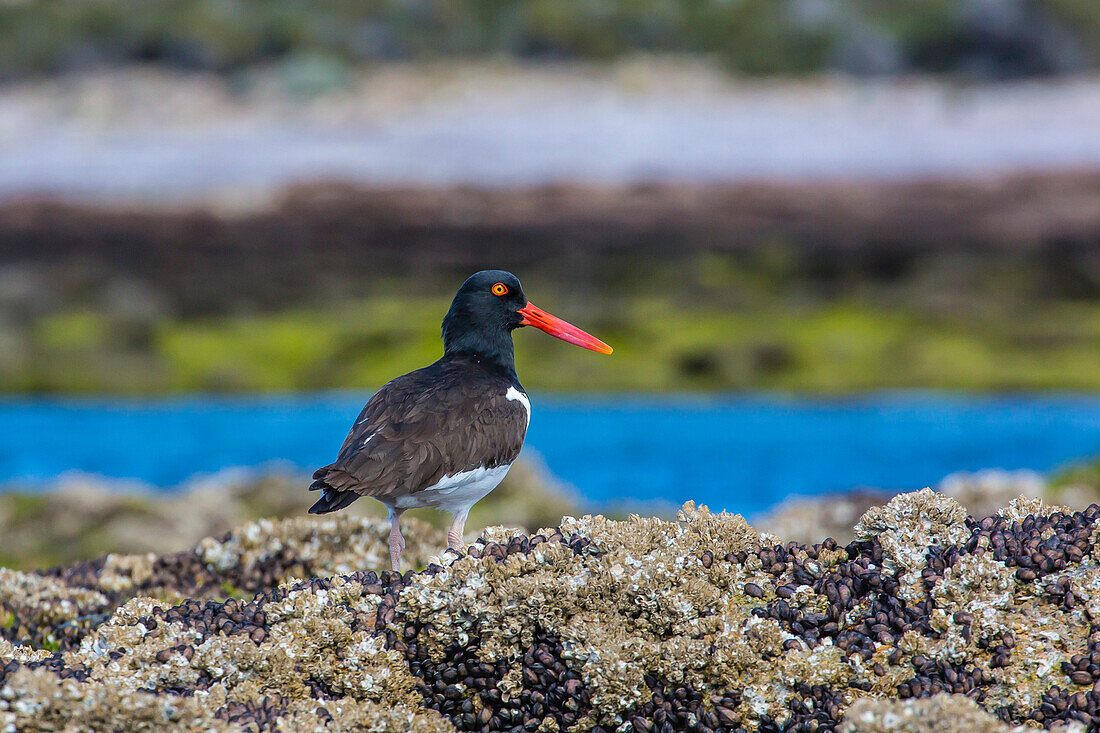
[2,393,1100,516]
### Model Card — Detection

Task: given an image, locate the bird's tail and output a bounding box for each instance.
[308,466,362,514]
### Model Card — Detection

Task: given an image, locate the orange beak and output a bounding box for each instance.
[517,302,613,355]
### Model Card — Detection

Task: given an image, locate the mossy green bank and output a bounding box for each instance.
[16,296,1100,394]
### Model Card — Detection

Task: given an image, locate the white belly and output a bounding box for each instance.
[392,463,512,516]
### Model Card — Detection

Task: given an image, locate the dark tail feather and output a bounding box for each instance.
[308,486,361,514]
[308,468,361,514]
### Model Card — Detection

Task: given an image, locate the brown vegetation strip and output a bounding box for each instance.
[5,173,1100,314]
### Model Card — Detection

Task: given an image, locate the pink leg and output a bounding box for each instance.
[447,511,468,552]
[389,509,406,571]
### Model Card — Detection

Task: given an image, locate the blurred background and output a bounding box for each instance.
[4,0,1100,568]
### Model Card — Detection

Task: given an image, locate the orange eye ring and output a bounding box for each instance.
[491,283,509,296]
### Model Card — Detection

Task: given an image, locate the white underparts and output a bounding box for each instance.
[392,463,512,516]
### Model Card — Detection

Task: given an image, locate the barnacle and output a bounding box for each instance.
[4,492,1100,731]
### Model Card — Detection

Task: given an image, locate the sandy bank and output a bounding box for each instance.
[4,64,1100,203]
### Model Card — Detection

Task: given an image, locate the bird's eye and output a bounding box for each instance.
[491,283,509,296]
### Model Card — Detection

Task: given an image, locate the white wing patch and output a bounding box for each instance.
[506,386,531,426]
[362,431,377,446]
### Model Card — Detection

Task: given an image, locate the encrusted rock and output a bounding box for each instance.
[840,693,1031,732]
[0,665,228,732]
[3,491,1100,731]
[856,488,970,602]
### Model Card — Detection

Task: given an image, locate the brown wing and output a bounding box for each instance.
[308,357,528,513]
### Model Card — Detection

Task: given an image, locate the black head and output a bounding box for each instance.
[441,269,612,376]
[441,270,527,365]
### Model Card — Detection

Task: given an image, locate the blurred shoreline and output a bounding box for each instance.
[0,458,584,570]
[4,456,1098,571]
[4,62,1100,204]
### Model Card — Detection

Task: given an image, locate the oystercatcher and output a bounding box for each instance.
[308,270,612,570]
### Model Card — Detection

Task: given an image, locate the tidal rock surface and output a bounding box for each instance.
[3,490,1100,731]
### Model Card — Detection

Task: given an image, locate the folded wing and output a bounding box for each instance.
[308,359,527,514]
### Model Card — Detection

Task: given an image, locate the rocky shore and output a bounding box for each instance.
[0,460,577,570]
[4,490,1100,731]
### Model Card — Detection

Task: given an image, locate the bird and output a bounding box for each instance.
[308,270,612,570]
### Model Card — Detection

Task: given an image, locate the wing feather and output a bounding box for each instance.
[310,358,528,509]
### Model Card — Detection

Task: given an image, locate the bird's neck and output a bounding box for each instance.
[441,302,524,387]
[443,333,521,388]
